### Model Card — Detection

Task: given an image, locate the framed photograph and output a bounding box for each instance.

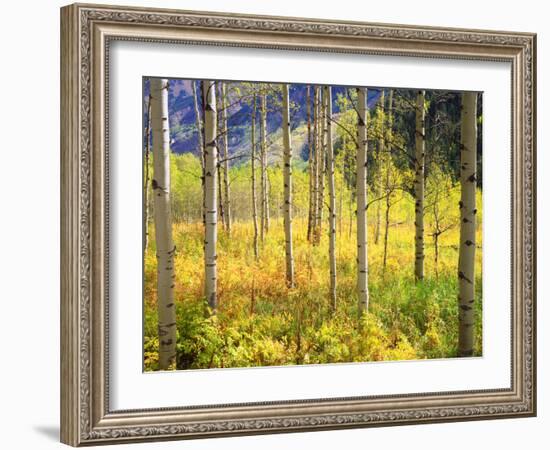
[60,3,536,446]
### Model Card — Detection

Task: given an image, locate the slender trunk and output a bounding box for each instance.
[150,78,176,370]
[202,80,218,311]
[251,94,259,260]
[306,85,314,242]
[414,90,426,281]
[356,87,369,313]
[434,232,439,278]
[282,84,295,288]
[325,86,337,309]
[316,87,326,244]
[217,162,225,228]
[311,87,320,243]
[374,91,385,245]
[265,166,270,232]
[216,83,225,230]
[382,89,394,273]
[221,82,232,233]
[339,156,344,239]
[433,193,440,278]
[192,80,205,174]
[143,94,152,253]
[458,91,478,357]
[383,187,391,272]
[260,94,268,240]
[197,81,206,229]
[193,80,206,228]
[348,147,354,240]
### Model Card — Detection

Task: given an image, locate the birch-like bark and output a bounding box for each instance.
[150,78,177,370]
[143,94,152,253]
[306,85,314,242]
[217,158,225,228]
[220,82,232,233]
[325,86,337,309]
[214,84,225,229]
[311,87,320,243]
[251,94,259,260]
[282,84,295,288]
[458,91,478,357]
[202,80,218,311]
[356,87,369,313]
[414,90,426,281]
[374,91,385,245]
[192,81,206,228]
[316,88,326,244]
[260,94,268,240]
[192,81,205,174]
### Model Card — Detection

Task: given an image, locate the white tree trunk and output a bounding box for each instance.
[192,81,205,172]
[282,84,295,288]
[221,82,232,233]
[192,81,206,228]
[383,89,394,273]
[306,85,314,242]
[356,87,369,313]
[311,86,320,243]
[316,88,326,244]
[414,90,426,281]
[458,91,478,357]
[143,94,152,253]
[202,80,218,310]
[325,86,337,309]
[150,78,177,370]
[260,94,268,240]
[374,91,385,245]
[251,94,259,260]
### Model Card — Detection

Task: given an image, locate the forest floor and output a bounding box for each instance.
[144,215,482,371]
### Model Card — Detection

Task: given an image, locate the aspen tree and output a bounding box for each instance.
[202,80,218,310]
[143,94,151,253]
[382,89,394,272]
[306,85,314,242]
[282,84,295,288]
[414,90,426,281]
[150,78,177,369]
[260,93,268,240]
[220,82,232,233]
[316,87,326,244]
[325,86,337,309]
[251,94,259,260]
[458,91,478,357]
[374,91,385,245]
[192,80,206,228]
[215,83,226,230]
[192,81,205,173]
[356,87,369,313]
[311,86,320,243]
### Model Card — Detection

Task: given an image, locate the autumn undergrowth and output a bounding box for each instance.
[144,212,482,371]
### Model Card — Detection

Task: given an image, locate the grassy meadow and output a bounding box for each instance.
[143,155,482,371]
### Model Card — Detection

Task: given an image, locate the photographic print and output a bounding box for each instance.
[61,4,535,444]
[143,79,483,371]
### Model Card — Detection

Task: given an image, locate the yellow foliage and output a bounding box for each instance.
[144,186,483,370]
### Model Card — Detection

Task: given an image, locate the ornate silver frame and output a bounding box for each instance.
[60,3,536,446]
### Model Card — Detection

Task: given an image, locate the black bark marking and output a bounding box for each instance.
[458,271,473,284]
